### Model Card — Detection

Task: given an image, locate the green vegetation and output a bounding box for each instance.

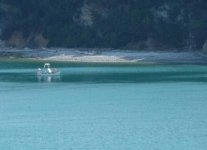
[1,0,207,50]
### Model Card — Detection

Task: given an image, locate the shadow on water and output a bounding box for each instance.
[0,68,207,84]
[0,59,207,83]
[1,72,207,83]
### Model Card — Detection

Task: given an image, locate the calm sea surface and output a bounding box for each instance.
[0,59,207,150]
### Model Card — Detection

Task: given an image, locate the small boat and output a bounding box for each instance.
[37,63,60,76]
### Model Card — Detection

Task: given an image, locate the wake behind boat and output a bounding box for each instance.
[37,63,60,76]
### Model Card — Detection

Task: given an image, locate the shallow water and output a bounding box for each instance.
[0,59,207,150]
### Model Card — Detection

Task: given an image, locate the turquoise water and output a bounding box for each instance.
[0,60,207,150]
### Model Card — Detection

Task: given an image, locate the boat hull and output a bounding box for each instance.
[37,69,60,76]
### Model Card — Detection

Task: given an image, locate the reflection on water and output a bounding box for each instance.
[37,75,61,83]
[0,60,207,83]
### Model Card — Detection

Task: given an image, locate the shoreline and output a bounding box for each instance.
[0,48,207,64]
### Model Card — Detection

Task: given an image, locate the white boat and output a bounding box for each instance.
[37,63,60,76]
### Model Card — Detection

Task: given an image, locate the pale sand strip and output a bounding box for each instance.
[40,55,143,63]
[38,51,207,63]
[0,48,206,63]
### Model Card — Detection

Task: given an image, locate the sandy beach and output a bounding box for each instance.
[0,48,207,64]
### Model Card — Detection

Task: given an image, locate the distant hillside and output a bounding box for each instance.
[1,0,207,50]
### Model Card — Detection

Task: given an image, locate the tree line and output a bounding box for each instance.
[1,0,207,50]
